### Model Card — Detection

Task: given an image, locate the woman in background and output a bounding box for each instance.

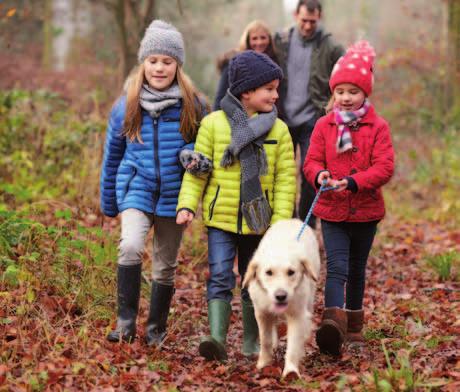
[213,20,279,110]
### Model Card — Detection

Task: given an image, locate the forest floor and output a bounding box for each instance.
[1,192,459,391]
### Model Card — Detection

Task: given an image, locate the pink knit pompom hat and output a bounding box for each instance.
[329,40,376,96]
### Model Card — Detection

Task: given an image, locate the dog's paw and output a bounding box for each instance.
[282,370,300,382]
[256,355,272,370]
[282,363,300,379]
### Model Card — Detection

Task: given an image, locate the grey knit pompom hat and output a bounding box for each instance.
[138,20,185,65]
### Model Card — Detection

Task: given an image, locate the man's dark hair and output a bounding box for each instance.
[296,0,322,14]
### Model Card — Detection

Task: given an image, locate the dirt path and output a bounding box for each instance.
[2,215,459,391]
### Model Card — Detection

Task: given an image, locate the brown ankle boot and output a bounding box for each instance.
[346,309,365,343]
[315,307,347,356]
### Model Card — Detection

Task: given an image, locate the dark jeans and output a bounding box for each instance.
[207,227,262,303]
[289,117,317,227]
[321,220,378,310]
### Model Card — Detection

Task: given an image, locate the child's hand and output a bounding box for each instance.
[317,170,331,186]
[331,178,348,192]
[185,157,199,171]
[176,209,194,226]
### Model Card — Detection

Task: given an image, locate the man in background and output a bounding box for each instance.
[275,0,344,227]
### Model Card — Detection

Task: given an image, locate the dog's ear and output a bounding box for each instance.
[242,259,258,288]
[301,259,318,282]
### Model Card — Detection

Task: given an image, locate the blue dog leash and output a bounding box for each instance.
[296,179,338,241]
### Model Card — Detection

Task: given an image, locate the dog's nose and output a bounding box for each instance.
[275,289,287,303]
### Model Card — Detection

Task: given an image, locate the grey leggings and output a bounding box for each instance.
[118,208,183,286]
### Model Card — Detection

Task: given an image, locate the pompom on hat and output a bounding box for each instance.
[329,40,376,96]
[138,20,185,65]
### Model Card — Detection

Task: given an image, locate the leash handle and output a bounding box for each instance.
[296,178,338,241]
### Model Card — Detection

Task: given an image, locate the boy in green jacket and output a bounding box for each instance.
[176,50,296,361]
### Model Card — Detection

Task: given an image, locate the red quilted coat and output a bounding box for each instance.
[303,106,394,222]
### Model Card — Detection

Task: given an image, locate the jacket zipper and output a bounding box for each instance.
[153,118,161,211]
[237,199,243,234]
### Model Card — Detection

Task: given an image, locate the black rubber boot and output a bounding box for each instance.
[145,281,175,348]
[199,299,231,361]
[107,264,142,343]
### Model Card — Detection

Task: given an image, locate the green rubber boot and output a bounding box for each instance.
[199,299,231,361]
[242,299,259,357]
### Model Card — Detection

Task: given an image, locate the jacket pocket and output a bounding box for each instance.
[122,167,137,201]
[263,140,278,144]
[208,185,220,221]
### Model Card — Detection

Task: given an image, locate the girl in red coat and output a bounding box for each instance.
[303,41,394,356]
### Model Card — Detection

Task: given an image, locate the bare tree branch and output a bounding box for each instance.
[142,0,156,31]
[101,0,156,79]
[177,0,184,16]
[99,0,117,11]
[126,0,141,32]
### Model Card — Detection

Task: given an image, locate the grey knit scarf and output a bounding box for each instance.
[139,83,182,118]
[220,90,277,234]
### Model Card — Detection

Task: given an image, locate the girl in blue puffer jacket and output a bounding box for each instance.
[100,20,209,347]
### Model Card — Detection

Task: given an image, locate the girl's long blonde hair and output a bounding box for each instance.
[122,63,208,143]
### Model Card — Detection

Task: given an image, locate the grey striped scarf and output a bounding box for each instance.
[220,90,277,234]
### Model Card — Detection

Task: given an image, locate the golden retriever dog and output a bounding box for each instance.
[242,219,320,378]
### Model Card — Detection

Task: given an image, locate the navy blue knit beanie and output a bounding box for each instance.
[229,50,283,97]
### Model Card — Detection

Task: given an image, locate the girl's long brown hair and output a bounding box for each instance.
[122,63,208,143]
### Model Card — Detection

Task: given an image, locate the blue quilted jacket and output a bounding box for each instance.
[100,96,195,217]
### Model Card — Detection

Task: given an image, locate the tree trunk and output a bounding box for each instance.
[447,0,460,108]
[113,0,130,80]
[112,0,156,80]
[42,0,53,70]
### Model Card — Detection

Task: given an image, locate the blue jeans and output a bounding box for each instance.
[207,227,262,303]
[321,220,378,310]
[289,117,317,227]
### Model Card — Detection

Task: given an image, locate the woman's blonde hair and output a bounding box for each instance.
[217,20,278,71]
[238,20,277,60]
[122,63,208,143]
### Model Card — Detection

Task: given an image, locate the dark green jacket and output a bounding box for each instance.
[274,26,344,120]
